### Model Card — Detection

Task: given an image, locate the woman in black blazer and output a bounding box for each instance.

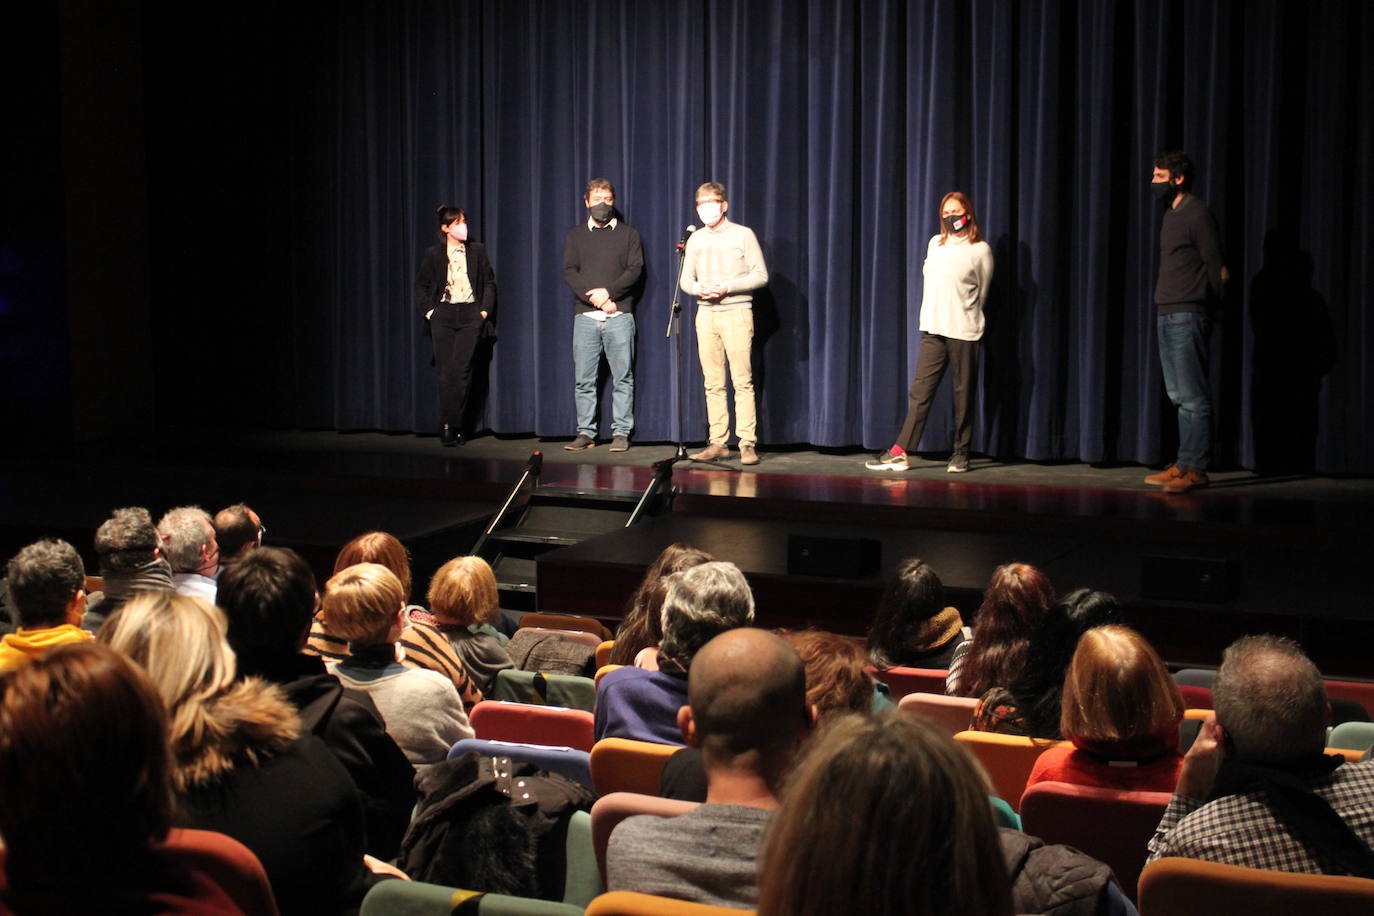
[415,204,497,446]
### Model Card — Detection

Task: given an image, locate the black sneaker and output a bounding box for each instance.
[563,434,595,451]
[946,453,970,473]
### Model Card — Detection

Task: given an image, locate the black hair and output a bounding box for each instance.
[216,546,317,660]
[1153,150,1194,191]
[435,204,466,236]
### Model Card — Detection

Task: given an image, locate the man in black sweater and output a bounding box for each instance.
[562,178,645,452]
[1144,150,1228,494]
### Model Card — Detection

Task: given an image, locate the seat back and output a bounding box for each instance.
[360,880,586,916]
[1137,857,1374,916]
[585,890,752,916]
[589,791,699,884]
[491,669,597,711]
[447,737,593,787]
[595,640,616,669]
[161,828,279,915]
[1172,667,1217,688]
[520,613,614,641]
[589,737,680,797]
[898,692,978,736]
[1328,721,1374,753]
[1019,781,1171,902]
[1176,684,1213,709]
[471,700,596,751]
[1325,680,1374,721]
[595,664,623,686]
[866,665,948,701]
[953,730,1070,812]
[519,626,605,650]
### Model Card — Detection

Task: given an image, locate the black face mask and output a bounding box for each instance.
[1150,180,1176,201]
[943,213,970,234]
[589,202,614,223]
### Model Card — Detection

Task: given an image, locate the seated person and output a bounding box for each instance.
[83,506,173,631]
[101,591,369,914]
[218,546,418,859]
[323,562,473,771]
[1027,625,1184,793]
[608,629,812,907]
[157,505,220,603]
[1148,634,1374,874]
[421,555,515,694]
[610,543,714,669]
[596,561,756,745]
[0,643,275,912]
[0,539,92,672]
[973,588,1121,739]
[946,561,1055,697]
[867,558,968,670]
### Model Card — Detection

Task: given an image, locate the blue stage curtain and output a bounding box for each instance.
[224,0,1370,472]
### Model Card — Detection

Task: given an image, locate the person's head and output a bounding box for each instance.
[585,178,616,225]
[98,591,239,777]
[5,538,86,629]
[657,561,755,670]
[436,203,468,242]
[679,629,810,790]
[1213,634,1329,762]
[960,562,1055,697]
[694,181,729,228]
[867,558,961,668]
[1011,587,1122,737]
[612,543,714,665]
[938,191,982,245]
[93,506,160,576]
[1060,625,1183,757]
[213,503,263,563]
[216,546,318,662]
[0,642,174,890]
[1152,150,1194,194]
[757,712,1013,916]
[427,555,500,627]
[157,506,218,577]
[778,629,874,719]
[322,563,406,647]
[334,531,413,602]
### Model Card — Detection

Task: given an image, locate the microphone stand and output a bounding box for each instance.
[663,229,739,471]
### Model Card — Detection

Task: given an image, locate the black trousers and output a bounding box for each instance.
[895,333,980,456]
[431,302,484,429]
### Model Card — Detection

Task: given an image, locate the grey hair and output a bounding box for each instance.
[156,506,213,573]
[94,507,160,574]
[658,561,755,668]
[6,539,85,628]
[1213,634,1328,762]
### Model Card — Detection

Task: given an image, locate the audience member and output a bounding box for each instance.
[306,531,482,707]
[157,505,220,602]
[101,590,368,914]
[1027,625,1185,793]
[610,543,714,668]
[1148,635,1374,875]
[324,562,473,770]
[218,546,418,859]
[0,539,92,672]
[422,555,515,693]
[946,561,1054,697]
[973,588,1121,739]
[214,502,264,565]
[84,506,174,631]
[608,629,811,907]
[596,561,755,744]
[757,712,1015,916]
[0,643,273,912]
[867,557,968,669]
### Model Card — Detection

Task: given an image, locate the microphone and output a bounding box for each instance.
[676,224,697,251]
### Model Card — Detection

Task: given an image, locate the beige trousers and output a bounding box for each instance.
[695,307,755,445]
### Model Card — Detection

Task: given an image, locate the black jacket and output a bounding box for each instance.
[415,240,498,329]
[1000,828,1124,916]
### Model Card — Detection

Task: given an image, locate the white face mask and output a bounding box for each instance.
[696,202,723,227]
[448,222,468,242]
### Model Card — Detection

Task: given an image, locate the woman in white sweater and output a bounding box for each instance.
[867,192,994,473]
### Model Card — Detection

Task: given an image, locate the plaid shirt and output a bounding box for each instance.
[1147,758,1374,873]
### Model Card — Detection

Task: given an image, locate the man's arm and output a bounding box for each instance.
[605,227,645,302]
[679,242,701,297]
[1195,208,1226,300]
[563,229,592,303]
[723,226,768,294]
[1146,712,1226,861]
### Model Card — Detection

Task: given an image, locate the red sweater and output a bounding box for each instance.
[1026,743,1183,794]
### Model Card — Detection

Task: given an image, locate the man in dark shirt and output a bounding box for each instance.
[1144,150,1228,494]
[561,178,644,452]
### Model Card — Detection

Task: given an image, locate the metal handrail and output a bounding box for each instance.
[471,450,543,557]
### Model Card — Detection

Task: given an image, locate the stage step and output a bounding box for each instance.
[480,485,670,614]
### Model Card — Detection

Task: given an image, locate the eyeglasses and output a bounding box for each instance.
[256,524,266,546]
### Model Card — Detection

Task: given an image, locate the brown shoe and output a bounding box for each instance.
[1144,464,1184,486]
[1163,469,1210,494]
[739,443,759,465]
[690,443,731,461]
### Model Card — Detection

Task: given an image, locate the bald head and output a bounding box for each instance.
[686,629,809,767]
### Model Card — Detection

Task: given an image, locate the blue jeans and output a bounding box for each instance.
[1157,312,1212,470]
[573,312,635,438]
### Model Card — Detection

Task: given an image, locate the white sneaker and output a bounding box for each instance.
[865,450,910,471]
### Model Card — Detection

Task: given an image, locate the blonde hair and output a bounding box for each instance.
[428,556,499,627]
[1060,625,1183,749]
[98,591,240,778]
[322,562,404,645]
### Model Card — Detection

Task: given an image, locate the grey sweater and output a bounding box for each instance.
[680,221,769,311]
